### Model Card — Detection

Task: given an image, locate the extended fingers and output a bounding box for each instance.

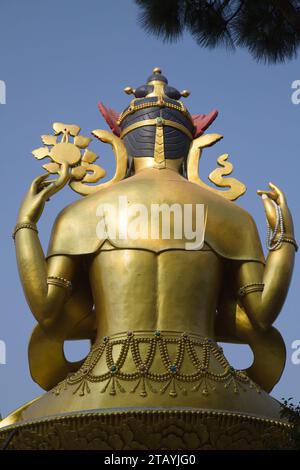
[268,182,285,204]
[262,195,276,211]
[40,170,70,199]
[30,173,50,192]
[257,189,277,200]
[39,180,54,188]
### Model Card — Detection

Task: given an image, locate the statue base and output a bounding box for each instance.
[0,408,291,450]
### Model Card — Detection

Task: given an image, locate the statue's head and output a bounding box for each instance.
[118,68,194,164]
[98,68,218,171]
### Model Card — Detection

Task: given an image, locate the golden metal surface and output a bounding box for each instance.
[45,166,265,258]
[31,122,109,197]
[152,67,162,74]
[147,80,166,105]
[48,330,263,406]
[11,161,295,415]
[187,134,247,201]
[124,86,135,95]
[0,409,291,450]
[120,118,193,140]
[180,89,190,98]
[70,129,128,195]
[118,98,190,125]
[6,75,296,436]
[133,157,183,173]
[153,118,165,165]
[31,122,129,197]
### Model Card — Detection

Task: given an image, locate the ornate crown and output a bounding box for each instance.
[98,68,218,167]
[31,68,246,201]
[118,67,192,126]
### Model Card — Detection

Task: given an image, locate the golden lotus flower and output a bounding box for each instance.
[32,122,106,185]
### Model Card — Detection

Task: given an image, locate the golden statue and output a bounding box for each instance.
[0,68,297,450]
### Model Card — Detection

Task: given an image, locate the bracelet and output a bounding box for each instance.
[266,201,284,251]
[238,283,264,297]
[268,236,298,252]
[282,237,298,252]
[47,276,72,291]
[12,222,38,240]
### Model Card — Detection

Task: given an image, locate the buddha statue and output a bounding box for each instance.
[0,68,297,449]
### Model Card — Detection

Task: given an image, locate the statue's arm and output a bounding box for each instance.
[15,237,76,330]
[14,173,75,330]
[235,183,296,331]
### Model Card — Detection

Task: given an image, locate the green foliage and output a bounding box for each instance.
[260,399,300,450]
[135,0,300,63]
[280,398,300,449]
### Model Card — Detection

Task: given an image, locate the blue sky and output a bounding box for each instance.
[0,0,299,416]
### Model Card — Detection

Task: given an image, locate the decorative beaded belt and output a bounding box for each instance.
[53,330,259,398]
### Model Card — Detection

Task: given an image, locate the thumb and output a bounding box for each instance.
[40,163,70,199]
[261,193,273,211]
[261,194,277,227]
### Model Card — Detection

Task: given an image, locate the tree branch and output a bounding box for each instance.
[272,0,300,33]
[225,0,245,24]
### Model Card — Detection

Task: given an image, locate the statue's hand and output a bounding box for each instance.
[18,168,70,224]
[257,182,294,237]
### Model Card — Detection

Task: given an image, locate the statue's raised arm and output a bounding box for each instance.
[237,182,296,331]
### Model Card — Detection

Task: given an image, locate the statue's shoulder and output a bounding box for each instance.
[200,188,265,263]
[47,179,155,257]
[47,190,108,258]
[204,188,257,228]
[183,179,259,229]
[47,178,264,263]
